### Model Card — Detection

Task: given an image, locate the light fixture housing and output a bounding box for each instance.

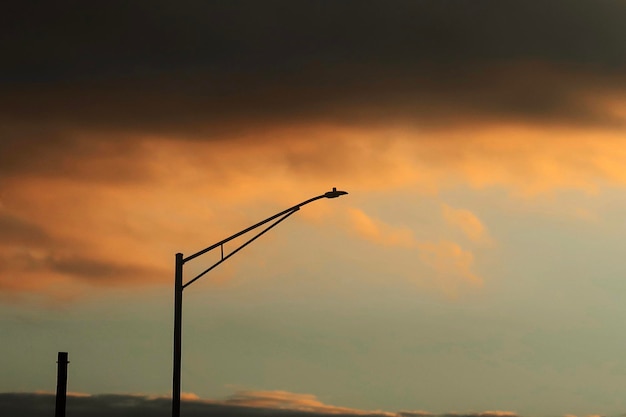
[324,187,348,198]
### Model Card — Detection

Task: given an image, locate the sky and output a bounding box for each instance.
[2,1,626,416]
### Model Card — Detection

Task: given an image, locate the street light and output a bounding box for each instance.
[171,188,348,417]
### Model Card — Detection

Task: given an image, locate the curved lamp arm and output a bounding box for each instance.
[181,187,348,288]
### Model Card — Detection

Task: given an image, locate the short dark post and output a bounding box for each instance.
[55,352,69,417]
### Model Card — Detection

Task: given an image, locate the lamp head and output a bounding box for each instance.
[324,187,348,198]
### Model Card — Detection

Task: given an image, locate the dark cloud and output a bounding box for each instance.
[45,255,168,285]
[0,210,51,246]
[3,1,625,83]
[1,1,625,186]
[0,205,167,291]
[0,392,387,417]
[0,127,154,183]
[0,251,168,295]
[0,392,525,417]
[1,61,624,150]
[1,1,625,138]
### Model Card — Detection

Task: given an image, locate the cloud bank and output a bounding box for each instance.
[0,391,521,417]
[2,1,626,144]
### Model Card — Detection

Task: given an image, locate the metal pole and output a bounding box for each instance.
[55,352,69,417]
[172,253,184,417]
[170,189,347,417]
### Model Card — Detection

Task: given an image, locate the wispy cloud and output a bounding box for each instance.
[347,208,416,248]
[441,204,491,244]
[344,209,483,294]
[416,240,483,296]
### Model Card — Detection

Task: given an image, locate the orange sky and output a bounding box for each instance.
[2,3,626,416]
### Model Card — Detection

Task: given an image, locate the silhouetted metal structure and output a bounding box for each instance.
[172,188,348,417]
[55,352,69,417]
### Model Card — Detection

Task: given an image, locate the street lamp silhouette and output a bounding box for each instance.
[171,187,348,417]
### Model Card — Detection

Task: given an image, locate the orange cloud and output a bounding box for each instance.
[346,208,416,248]
[441,204,491,244]
[3,118,626,302]
[416,240,483,296]
[222,390,396,416]
[180,392,201,401]
[343,208,483,294]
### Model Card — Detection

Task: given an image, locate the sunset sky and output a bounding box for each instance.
[2,2,626,417]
